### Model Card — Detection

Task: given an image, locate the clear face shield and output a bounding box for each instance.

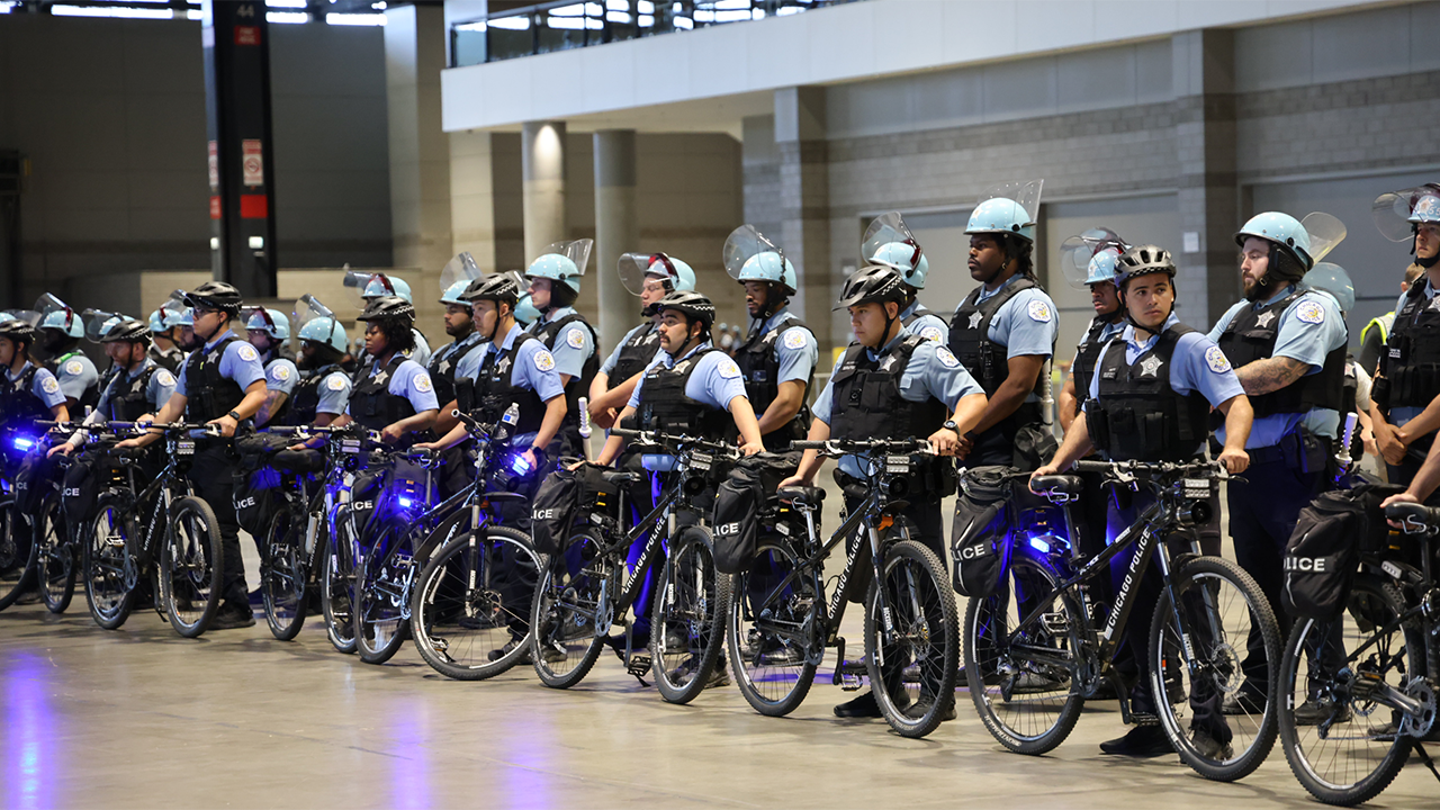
[862,212,922,270]
[440,252,482,295]
[535,239,594,279]
[977,179,1043,225]
[82,309,123,344]
[1373,184,1440,242]
[342,267,393,307]
[1301,211,1347,266]
[1059,227,1126,290]
[293,294,342,355]
[722,224,784,281]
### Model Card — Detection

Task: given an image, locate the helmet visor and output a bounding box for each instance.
[82,309,122,343]
[1059,227,1126,290]
[536,239,593,278]
[618,252,677,296]
[861,212,921,268]
[978,179,1044,226]
[1301,211,1346,266]
[439,252,482,293]
[1372,184,1440,242]
[723,224,783,280]
[293,294,339,353]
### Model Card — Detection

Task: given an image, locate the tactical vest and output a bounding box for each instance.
[534,312,599,429]
[104,365,161,423]
[1379,278,1440,411]
[0,366,51,428]
[182,336,245,423]
[1071,316,1117,414]
[829,335,947,442]
[282,365,344,427]
[349,354,416,433]
[636,349,732,437]
[1214,290,1345,419]
[948,277,1048,435]
[735,315,813,449]
[46,351,100,413]
[1086,325,1211,462]
[427,334,485,408]
[458,335,546,437]
[611,322,662,384]
[148,344,182,373]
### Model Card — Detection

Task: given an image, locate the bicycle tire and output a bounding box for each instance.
[321,517,359,654]
[726,540,821,718]
[35,496,77,614]
[1149,555,1280,782]
[354,517,417,664]
[83,494,137,630]
[531,531,610,689]
[261,507,308,641]
[410,525,539,680]
[159,495,224,638]
[0,498,37,610]
[1279,575,1422,806]
[652,526,730,705]
[964,550,1086,754]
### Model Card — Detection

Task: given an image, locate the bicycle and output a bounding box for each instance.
[1276,499,1440,805]
[725,437,958,739]
[30,435,78,614]
[529,427,731,703]
[966,458,1280,780]
[0,428,46,610]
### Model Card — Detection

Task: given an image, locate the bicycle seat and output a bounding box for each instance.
[1030,475,1082,495]
[602,471,643,487]
[777,485,825,506]
[482,491,528,503]
[272,448,324,474]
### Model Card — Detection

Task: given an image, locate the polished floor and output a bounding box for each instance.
[3,591,1438,810]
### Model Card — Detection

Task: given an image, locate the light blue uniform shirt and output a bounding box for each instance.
[314,368,353,417]
[431,332,487,385]
[531,306,595,381]
[51,351,99,404]
[1385,282,1438,428]
[262,353,299,397]
[901,300,949,344]
[627,341,748,471]
[175,330,266,397]
[967,275,1058,404]
[812,334,983,479]
[1207,286,1348,447]
[70,359,177,445]
[9,362,67,411]
[749,306,819,386]
[409,327,432,368]
[474,324,565,449]
[345,356,439,417]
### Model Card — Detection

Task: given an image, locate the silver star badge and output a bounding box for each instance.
[1430,296,1440,312]
[1255,310,1276,329]
[967,311,984,330]
[437,358,452,374]
[1138,355,1164,377]
[497,357,511,375]
[879,355,899,372]
[372,370,389,386]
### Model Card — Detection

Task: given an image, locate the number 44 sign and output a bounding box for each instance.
[242,140,264,187]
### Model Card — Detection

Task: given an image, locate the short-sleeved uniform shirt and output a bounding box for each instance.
[262,352,299,397]
[973,275,1058,402]
[315,368,353,417]
[175,330,266,397]
[72,359,176,445]
[901,300,949,344]
[431,332,487,385]
[628,342,748,471]
[530,306,595,381]
[345,356,439,418]
[53,352,99,404]
[475,323,565,450]
[10,362,67,411]
[752,306,820,388]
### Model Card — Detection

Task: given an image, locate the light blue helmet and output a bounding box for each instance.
[1236,211,1314,270]
[863,213,928,289]
[1086,249,1122,285]
[362,274,412,303]
[36,293,83,338]
[298,316,347,354]
[724,224,797,295]
[0,312,14,323]
[439,252,482,305]
[965,179,1044,244]
[736,252,798,295]
[244,307,290,340]
[148,309,165,332]
[440,280,473,306]
[176,307,194,327]
[514,292,541,326]
[1300,262,1356,313]
[526,239,593,294]
[619,252,697,295]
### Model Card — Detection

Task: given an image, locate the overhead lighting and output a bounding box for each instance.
[638,14,653,27]
[673,15,691,28]
[266,0,307,8]
[51,4,174,18]
[326,12,385,25]
[636,0,653,12]
[489,15,529,30]
[266,10,308,23]
[606,11,630,24]
[0,1,15,13]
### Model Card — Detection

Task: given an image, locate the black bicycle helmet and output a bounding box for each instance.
[100,318,151,344]
[654,290,716,330]
[461,273,521,306]
[1114,244,1177,290]
[0,320,38,343]
[833,264,906,311]
[183,281,244,314]
[356,295,415,323]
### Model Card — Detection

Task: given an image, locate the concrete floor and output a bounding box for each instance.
[2,595,1438,810]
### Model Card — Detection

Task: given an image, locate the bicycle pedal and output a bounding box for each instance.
[626,652,652,678]
[838,670,864,692]
[1040,612,1069,634]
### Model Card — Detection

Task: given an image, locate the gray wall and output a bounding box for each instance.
[0,14,390,313]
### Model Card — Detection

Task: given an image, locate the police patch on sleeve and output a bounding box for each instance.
[783,329,808,350]
[237,344,259,363]
[1294,300,1326,325]
[41,377,60,395]
[935,347,961,368]
[566,328,586,349]
[1027,299,1053,323]
[327,374,347,391]
[718,359,742,379]
[156,370,176,387]
[64,359,85,376]
[1205,346,1232,374]
[918,325,944,343]
[414,373,433,394]
[269,364,291,382]
[534,350,556,372]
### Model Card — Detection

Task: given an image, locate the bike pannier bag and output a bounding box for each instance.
[952,465,1015,598]
[531,467,583,557]
[1282,483,1402,621]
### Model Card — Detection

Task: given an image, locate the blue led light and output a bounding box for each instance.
[1028,536,1051,554]
[510,455,531,475]
[397,497,413,508]
[12,436,34,451]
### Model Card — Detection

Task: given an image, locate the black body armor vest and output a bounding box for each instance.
[611,322,662,384]
[0,366,51,428]
[735,315,813,449]
[534,312,599,429]
[148,344,182,373]
[104,366,161,423]
[1214,290,1345,420]
[282,365,344,427]
[182,336,244,423]
[637,349,732,437]
[1378,277,1440,411]
[458,335,546,437]
[349,354,416,433]
[829,336,947,442]
[1072,316,1119,414]
[427,335,484,408]
[1086,325,1211,462]
[46,351,100,413]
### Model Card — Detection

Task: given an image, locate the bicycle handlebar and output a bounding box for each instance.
[791,437,936,457]
[1384,501,1440,533]
[1070,457,1229,481]
[612,427,740,456]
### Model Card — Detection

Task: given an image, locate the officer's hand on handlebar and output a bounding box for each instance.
[739,439,764,457]
[1028,463,1062,491]
[208,415,239,438]
[380,423,406,445]
[47,442,75,457]
[777,473,810,490]
[927,427,960,457]
[1217,447,1249,475]
[1381,491,1420,528]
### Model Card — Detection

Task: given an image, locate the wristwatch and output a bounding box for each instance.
[942,420,961,435]
[227,410,243,421]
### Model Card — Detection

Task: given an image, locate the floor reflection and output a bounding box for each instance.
[3,651,54,810]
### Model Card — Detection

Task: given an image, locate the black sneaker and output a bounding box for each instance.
[1190,727,1233,760]
[1221,687,1267,716]
[833,690,883,718]
[488,637,534,664]
[1099,725,1174,757]
[210,602,256,630]
[1293,697,1352,726]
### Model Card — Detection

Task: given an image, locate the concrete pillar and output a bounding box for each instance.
[593,130,639,353]
[1173,29,1238,327]
[450,130,497,273]
[773,87,829,338]
[522,121,568,264]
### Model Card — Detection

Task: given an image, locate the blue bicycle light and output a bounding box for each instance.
[397,497,413,508]
[510,453,532,475]
[1028,536,1051,554]
[12,435,35,451]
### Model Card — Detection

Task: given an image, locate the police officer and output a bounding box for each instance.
[781,265,988,720]
[863,212,948,343]
[1370,184,1440,487]
[328,296,439,446]
[0,319,70,429]
[429,275,487,436]
[51,317,177,457]
[525,240,598,460]
[724,229,819,456]
[355,272,433,367]
[1034,244,1252,758]
[1357,263,1421,379]
[147,304,186,372]
[35,294,100,415]
[286,301,352,428]
[588,252,696,430]
[243,308,298,428]
[1058,230,1130,434]
[117,281,269,630]
[948,185,1059,467]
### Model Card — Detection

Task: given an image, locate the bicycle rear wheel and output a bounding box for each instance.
[1150,555,1280,782]
[1279,575,1422,806]
[83,494,137,630]
[322,515,359,654]
[964,550,1085,754]
[159,496,224,638]
[411,526,539,680]
[0,498,37,610]
[864,539,958,738]
[355,517,416,664]
[261,507,308,641]
[727,541,821,717]
[530,531,609,689]
[652,526,730,704]
[35,496,77,614]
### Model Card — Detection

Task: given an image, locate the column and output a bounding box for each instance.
[385,2,452,281]
[522,121,568,264]
[450,130,497,273]
[1173,29,1239,327]
[593,130,638,353]
[774,87,829,331]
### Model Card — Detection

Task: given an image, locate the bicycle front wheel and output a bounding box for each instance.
[35,496,77,614]
[964,551,1085,754]
[321,520,358,654]
[260,507,307,641]
[1279,575,1422,806]
[530,531,609,689]
[726,541,821,717]
[410,526,540,680]
[355,517,417,664]
[83,494,137,630]
[0,499,37,610]
[865,539,959,739]
[652,526,730,705]
[1150,555,1280,782]
[159,496,224,638]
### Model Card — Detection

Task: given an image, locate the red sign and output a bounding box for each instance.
[242,139,263,187]
[240,194,269,220]
[235,26,260,46]
[207,141,218,190]
[209,196,221,220]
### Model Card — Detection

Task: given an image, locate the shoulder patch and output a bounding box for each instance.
[918,325,944,343]
[782,328,809,351]
[156,370,176,387]
[717,358,742,379]
[935,346,961,369]
[1026,299,1053,323]
[413,373,433,394]
[565,328,587,349]
[41,376,60,395]
[534,349,556,372]
[1294,300,1326,325]
[64,359,85,376]
[269,364,292,382]
[1205,346,1232,374]
[237,344,259,363]
[327,374,348,391]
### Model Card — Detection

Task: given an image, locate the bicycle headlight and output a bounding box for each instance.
[887,476,909,498]
[11,435,34,451]
[1178,499,1212,527]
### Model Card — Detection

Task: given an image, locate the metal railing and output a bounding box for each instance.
[450,0,859,67]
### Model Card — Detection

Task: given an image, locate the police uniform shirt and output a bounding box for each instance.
[432,332,486,384]
[476,323,564,449]
[901,300,949,344]
[71,359,177,445]
[1207,285,1347,446]
[53,352,99,404]
[315,369,353,417]
[263,353,300,397]
[345,356,439,418]
[175,329,266,398]
[973,275,1058,401]
[1384,280,1439,429]
[8,362,68,411]
[599,321,659,376]
[627,341,748,472]
[1085,313,1246,419]
[531,306,595,380]
[811,335,983,479]
[751,306,820,388]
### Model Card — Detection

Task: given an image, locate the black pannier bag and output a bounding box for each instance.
[530,463,619,556]
[1282,482,1403,621]
[346,467,385,536]
[62,453,106,528]
[231,433,291,537]
[951,465,1017,598]
[14,452,57,514]
[713,454,797,576]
